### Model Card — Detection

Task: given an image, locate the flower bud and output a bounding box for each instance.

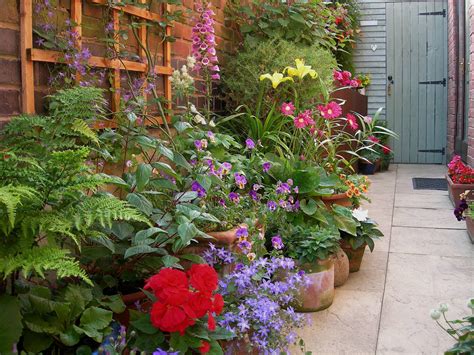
[438,303,448,313]
[430,309,441,320]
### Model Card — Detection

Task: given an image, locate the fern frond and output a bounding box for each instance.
[71,119,99,145]
[0,246,92,285]
[71,195,150,230]
[0,185,37,229]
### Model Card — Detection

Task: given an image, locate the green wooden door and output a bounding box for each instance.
[386,1,447,164]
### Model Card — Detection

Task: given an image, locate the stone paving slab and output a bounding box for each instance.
[392,207,465,229]
[394,193,453,209]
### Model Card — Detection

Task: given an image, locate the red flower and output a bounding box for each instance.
[346,113,359,131]
[189,291,213,318]
[188,264,218,293]
[382,145,391,154]
[335,17,343,25]
[199,341,211,354]
[368,135,380,144]
[212,294,224,315]
[145,268,191,305]
[208,313,216,331]
[150,301,196,335]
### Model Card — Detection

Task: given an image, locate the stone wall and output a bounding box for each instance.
[0,0,236,124]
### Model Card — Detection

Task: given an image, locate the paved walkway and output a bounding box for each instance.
[297,164,474,354]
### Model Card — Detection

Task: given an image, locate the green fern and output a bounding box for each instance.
[0,185,37,230]
[0,247,92,285]
[71,119,99,145]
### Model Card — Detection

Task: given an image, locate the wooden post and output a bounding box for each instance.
[111,10,121,113]
[163,3,172,116]
[20,0,35,114]
[138,0,147,113]
[71,0,82,83]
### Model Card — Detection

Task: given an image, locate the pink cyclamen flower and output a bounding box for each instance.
[281,102,296,116]
[346,113,359,131]
[319,101,342,119]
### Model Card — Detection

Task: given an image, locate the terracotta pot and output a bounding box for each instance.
[321,193,353,208]
[466,216,474,244]
[446,174,474,207]
[332,248,349,287]
[220,337,258,355]
[294,258,335,312]
[340,240,366,273]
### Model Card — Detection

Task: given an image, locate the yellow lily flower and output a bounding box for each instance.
[285,59,318,79]
[259,72,294,89]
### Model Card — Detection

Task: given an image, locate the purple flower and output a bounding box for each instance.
[276,181,291,195]
[236,226,248,238]
[271,235,284,250]
[249,190,260,201]
[191,180,206,197]
[234,173,247,189]
[228,192,240,203]
[267,200,277,211]
[218,198,226,207]
[237,239,251,254]
[153,349,179,355]
[194,139,203,151]
[245,138,256,150]
[293,186,299,194]
[262,162,272,173]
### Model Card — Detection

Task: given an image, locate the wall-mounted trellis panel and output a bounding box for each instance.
[19,0,173,122]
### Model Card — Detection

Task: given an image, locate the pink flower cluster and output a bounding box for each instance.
[333,70,361,88]
[192,1,220,80]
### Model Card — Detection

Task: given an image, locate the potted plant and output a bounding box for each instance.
[358,149,381,175]
[339,208,384,272]
[453,191,474,244]
[279,224,340,312]
[447,155,474,206]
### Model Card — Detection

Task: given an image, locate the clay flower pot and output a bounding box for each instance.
[294,258,335,312]
[332,248,349,287]
[340,240,366,273]
[446,174,474,207]
[321,193,353,208]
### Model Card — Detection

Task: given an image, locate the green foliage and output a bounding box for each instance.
[280,223,340,264]
[0,87,146,284]
[17,284,123,352]
[221,38,336,117]
[341,218,384,252]
[0,295,23,353]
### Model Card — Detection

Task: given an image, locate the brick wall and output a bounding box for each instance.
[446,0,457,161]
[0,0,235,124]
[447,1,474,166]
[467,3,474,165]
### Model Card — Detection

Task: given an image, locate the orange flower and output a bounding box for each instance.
[345,180,352,186]
[339,174,346,180]
[346,190,354,198]
[353,188,361,197]
[360,184,368,193]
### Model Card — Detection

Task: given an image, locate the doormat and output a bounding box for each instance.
[412,178,447,191]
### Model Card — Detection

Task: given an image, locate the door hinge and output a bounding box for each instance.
[419,78,446,87]
[419,9,446,17]
[418,147,445,155]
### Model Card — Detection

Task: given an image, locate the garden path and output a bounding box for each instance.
[295,164,474,355]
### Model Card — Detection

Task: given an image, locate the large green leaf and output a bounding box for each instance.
[134,227,167,245]
[136,163,152,191]
[124,245,165,259]
[127,192,153,216]
[78,307,112,341]
[300,199,318,216]
[60,327,81,346]
[0,295,23,352]
[178,222,198,244]
[22,330,53,353]
[130,314,159,335]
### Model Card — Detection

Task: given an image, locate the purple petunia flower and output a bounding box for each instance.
[191,180,206,197]
[234,173,247,189]
[271,235,284,250]
[228,192,240,203]
[262,162,272,173]
[267,200,277,211]
[245,138,256,150]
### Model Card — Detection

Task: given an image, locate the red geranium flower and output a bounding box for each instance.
[189,291,213,318]
[199,341,211,354]
[150,301,196,335]
[212,294,224,315]
[208,313,216,331]
[145,268,191,305]
[188,264,218,294]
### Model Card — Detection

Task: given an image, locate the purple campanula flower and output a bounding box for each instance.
[191,180,206,197]
[245,138,256,150]
[271,235,284,250]
[228,192,240,203]
[262,162,272,173]
[234,173,247,189]
[267,200,277,211]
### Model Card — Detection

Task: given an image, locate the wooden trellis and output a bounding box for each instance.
[19,0,173,120]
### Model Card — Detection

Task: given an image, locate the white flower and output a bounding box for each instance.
[209,120,216,127]
[352,208,369,222]
[186,55,196,69]
[190,104,198,114]
[430,309,441,320]
[438,303,449,313]
[194,114,207,125]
